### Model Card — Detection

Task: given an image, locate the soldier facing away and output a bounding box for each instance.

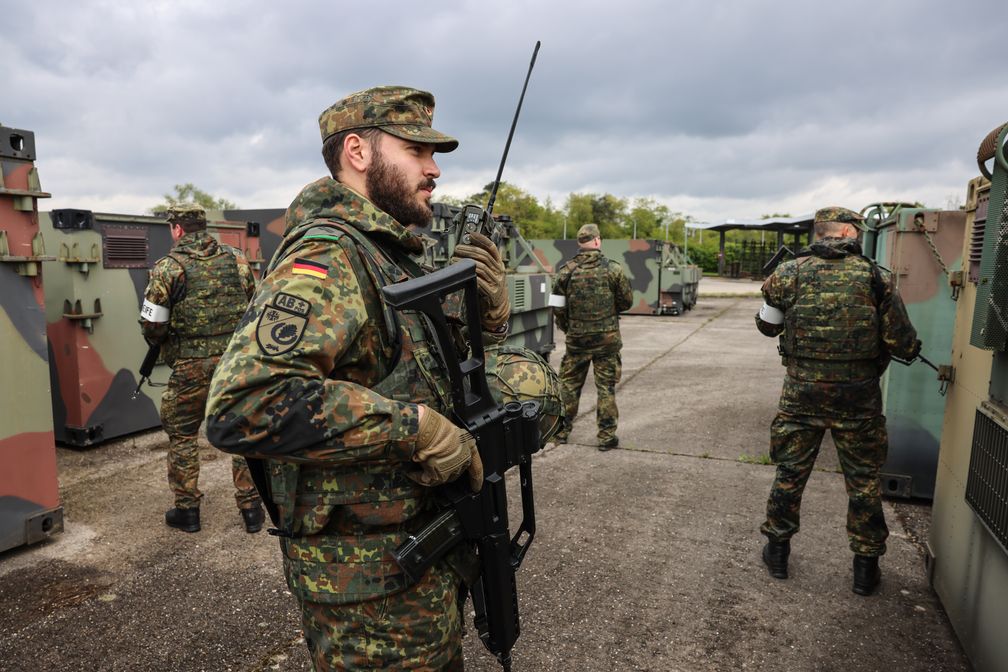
[204,86,560,670]
[549,223,633,450]
[139,204,264,534]
[755,206,920,595]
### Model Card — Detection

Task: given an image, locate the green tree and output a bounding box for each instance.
[151,183,238,214]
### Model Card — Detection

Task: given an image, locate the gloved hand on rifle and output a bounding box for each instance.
[411,405,483,492]
[451,231,509,332]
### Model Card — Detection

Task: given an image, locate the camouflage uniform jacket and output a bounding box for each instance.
[140,231,255,364]
[552,250,633,352]
[206,177,488,604]
[758,237,919,418]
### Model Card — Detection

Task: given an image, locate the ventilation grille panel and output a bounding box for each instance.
[102,224,150,269]
[966,408,1008,555]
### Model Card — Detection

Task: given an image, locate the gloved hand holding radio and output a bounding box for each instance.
[452,231,509,332]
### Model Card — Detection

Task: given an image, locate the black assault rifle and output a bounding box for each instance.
[132,342,163,399]
[382,259,542,672]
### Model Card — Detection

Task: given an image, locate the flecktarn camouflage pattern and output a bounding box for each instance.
[141,230,259,510]
[814,206,866,228]
[164,203,207,227]
[159,356,258,510]
[551,249,633,446]
[205,176,558,669]
[757,235,919,556]
[318,86,458,152]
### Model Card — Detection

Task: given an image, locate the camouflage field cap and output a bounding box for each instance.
[577,223,601,243]
[165,204,207,226]
[318,86,459,152]
[814,206,866,230]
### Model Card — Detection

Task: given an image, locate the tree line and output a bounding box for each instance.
[153,181,791,273]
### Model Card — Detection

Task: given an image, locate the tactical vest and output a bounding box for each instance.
[163,240,248,362]
[781,253,880,362]
[566,252,620,336]
[265,222,456,605]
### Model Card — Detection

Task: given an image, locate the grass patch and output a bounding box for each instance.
[737,453,773,465]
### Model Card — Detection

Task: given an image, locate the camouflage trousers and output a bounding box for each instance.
[300,563,464,671]
[160,356,259,510]
[557,346,621,443]
[760,412,889,556]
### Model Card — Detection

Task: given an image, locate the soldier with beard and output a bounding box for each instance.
[205,86,560,670]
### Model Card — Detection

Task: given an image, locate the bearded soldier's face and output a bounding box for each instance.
[366,133,440,226]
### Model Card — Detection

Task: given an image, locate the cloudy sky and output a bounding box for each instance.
[4,0,1006,225]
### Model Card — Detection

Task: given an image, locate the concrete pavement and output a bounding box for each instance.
[0,297,967,671]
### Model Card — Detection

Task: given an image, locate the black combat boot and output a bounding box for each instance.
[598,437,619,452]
[852,555,881,596]
[761,539,790,579]
[241,504,265,534]
[165,507,200,533]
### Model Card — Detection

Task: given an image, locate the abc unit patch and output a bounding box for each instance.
[256,292,312,356]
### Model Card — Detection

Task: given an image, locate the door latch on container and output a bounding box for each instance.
[949,270,964,301]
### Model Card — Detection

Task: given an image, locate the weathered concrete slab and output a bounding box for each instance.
[0,300,965,671]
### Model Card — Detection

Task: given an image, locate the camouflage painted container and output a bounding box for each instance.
[930,139,1008,671]
[521,238,701,315]
[0,125,64,551]
[39,209,264,446]
[868,207,965,499]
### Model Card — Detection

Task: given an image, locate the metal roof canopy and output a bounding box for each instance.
[686,214,814,275]
[688,213,814,233]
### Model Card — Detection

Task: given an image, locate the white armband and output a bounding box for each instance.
[548,294,566,308]
[140,299,171,323]
[758,302,784,325]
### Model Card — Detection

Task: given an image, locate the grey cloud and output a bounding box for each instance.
[3,0,1006,223]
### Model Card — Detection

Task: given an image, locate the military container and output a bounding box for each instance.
[929,120,1008,671]
[0,124,64,551]
[521,238,701,315]
[864,205,965,499]
[38,209,264,446]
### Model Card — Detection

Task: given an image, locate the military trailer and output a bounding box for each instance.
[0,124,63,551]
[861,203,965,499]
[38,209,264,446]
[521,238,700,315]
[929,121,1008,671]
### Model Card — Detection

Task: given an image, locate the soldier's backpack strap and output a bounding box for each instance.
[311,222,409,362]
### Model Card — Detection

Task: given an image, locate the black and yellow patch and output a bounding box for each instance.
[256,292,312,356]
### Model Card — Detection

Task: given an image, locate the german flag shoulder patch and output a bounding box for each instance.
[291,258,329,279]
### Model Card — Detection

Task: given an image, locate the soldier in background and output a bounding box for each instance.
[549,223,633,450]
[755,206,920,595]
[139,204,263,534]
[204,86,560,670]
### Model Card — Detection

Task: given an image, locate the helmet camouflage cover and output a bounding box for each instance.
[486,345,562,443]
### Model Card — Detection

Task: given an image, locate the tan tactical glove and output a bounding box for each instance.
[412,405,484,492]
[451,232,510,331]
